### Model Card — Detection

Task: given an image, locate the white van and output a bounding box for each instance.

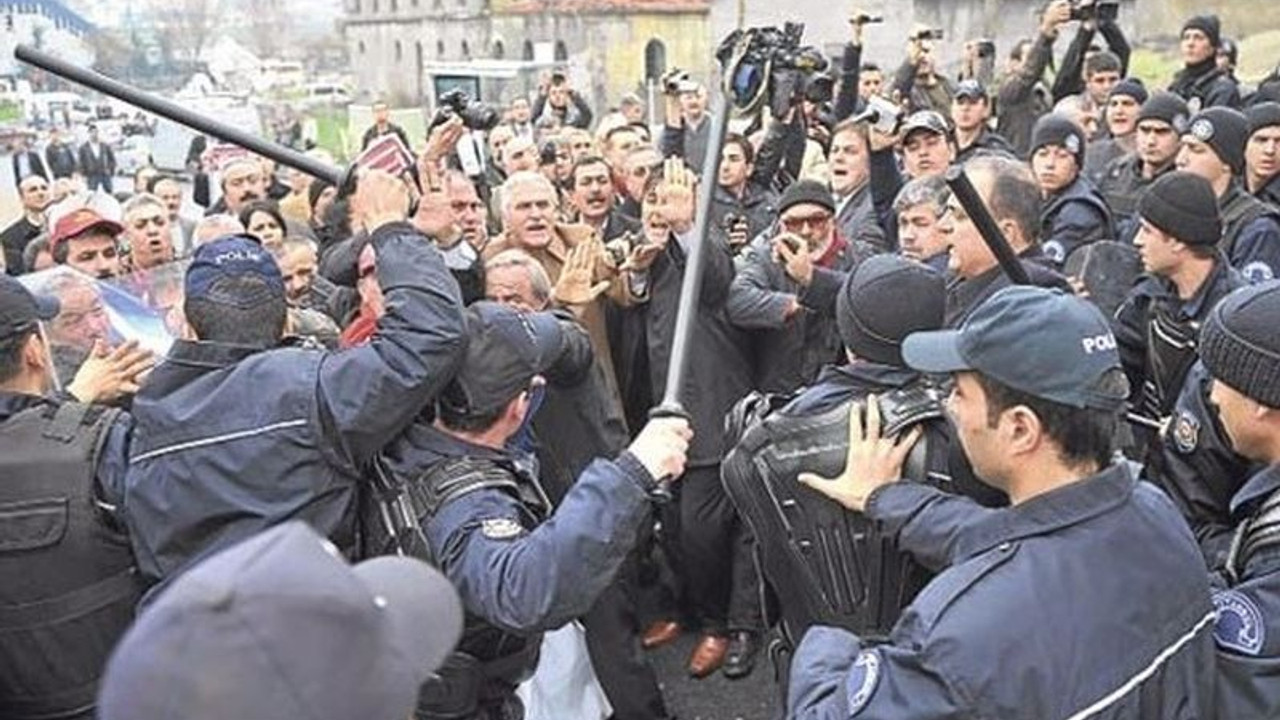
[302,83,351,109]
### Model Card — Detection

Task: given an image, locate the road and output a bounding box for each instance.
[649,630,782,720]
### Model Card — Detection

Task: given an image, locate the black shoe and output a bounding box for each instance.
[721,630,759,679]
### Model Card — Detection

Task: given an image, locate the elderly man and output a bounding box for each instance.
[728,179,874,394]
[50,209,125,280]
[483,171,635,396]
[122,194,176,272]
[205,155,268,217]
[942,155,1071,326]
[2,175,50,275]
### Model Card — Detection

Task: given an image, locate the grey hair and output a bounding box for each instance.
[499,171,556,219]
[121,192,166,218]
[963,154,1042,246]
[277,234,319,257]
[484,248,552,303]
[193,214,247,248]
[893,175,950,215]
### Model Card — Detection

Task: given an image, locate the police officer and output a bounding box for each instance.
[124,169,467,583]
[0,275,153,719]
[1196,281,1280,718]
[1169,14,1241,110]
[1114,171,1244,451]
[378,301,690,720]
[722,255,1002,700]
[1246,102,1280,208]
[1098,91,1189,243]
[1176,106,1280,283]
[1029,113,1115,268]
[788,286,1215,718]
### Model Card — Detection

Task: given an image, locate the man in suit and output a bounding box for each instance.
[43,128,78,180]
[10,135,48,183]
[78,124,116,193]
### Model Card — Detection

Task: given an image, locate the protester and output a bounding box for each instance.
[78,124,116,193]
[788,285,1215,717]
[239,199,288,253]
[149,175,195,257]
[893,175,951,272]
[50,208,125,280]
[97,521,464,720]
[2,175,49,275]
[361,100,411,150]
[121,194,176,271]
[828,119,890,252]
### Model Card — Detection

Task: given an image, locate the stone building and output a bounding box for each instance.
[343,0,711,113]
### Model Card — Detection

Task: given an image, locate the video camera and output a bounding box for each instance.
[1070,0,1119,22]
[910,27,945,42]
[432,89,500,132]
[718,22,830,119]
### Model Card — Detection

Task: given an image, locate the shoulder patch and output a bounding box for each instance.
[1213,589,1265,656]
[1241,261,1275,285]
[480,517,525,541]
[1172,410,1200,454]
[1042,240,1066,265]
[845,649,882,716]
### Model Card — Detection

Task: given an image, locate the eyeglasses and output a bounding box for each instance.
[780,213,833,234]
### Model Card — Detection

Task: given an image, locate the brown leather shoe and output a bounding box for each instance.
[687,633,729,678]
[641,620,682,650]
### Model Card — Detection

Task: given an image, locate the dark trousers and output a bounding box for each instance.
[581,550,671,720]
[86,174,112,193]
[668,464,762,634]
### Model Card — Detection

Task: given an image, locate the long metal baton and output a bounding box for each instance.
[647,89,732,500]
[15,45,347,187]
[944,166,1031,285]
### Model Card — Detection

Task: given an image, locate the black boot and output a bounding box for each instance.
[721,630,760,679]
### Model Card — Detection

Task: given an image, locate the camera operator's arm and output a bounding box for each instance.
[568,90,594,129]
[660,89,687,161]
[834,16,867,122]
[999,1,1067,106]
[891,38,924,110]
[1052,23,1095,102]
[1098,15,1131,74]
[751,112,798,189]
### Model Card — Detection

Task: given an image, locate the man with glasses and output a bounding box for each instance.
[2,175,50,275]
[620,145,662,220]
[730,179,875,394]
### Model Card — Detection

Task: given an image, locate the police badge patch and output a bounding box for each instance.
[1242,261,1276,284]
[845,650,882,715]
[480,518,524,540]
[1191,118,1214,142]
[1042,240,1066,265]
[1213,589,1265,656]
[1172,411,1200,454]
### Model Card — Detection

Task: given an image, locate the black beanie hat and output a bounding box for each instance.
[778,179,836,216]
[1183,14,1222,48]
[1030,113,1086,168]
[1247,102,1280,138]
[1200,281,1280,409]
[1109,77,1149,105]
[1137,171,1222,246]
[836,254,944,367]
[1187,107,1250,177]
[1137,91,1191,132]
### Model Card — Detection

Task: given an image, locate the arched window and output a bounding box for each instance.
[554,40,569,61]
[357,40,367,54]
[395,40,403,62]
[390,0,397,10]
[437,39,446,57]
[461,40,471,59]
[493,40,505,59]
[522,40,534,61]
[644,39,666,81]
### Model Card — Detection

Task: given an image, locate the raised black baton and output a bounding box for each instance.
[944,165,1031,285]
[15,45,350,191]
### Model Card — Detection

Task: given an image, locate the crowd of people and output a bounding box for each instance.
[5,2,1280,719]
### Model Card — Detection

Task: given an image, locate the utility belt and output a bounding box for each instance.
[416,642,541,720]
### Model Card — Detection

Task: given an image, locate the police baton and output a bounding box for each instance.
[944,166,1031,286]
[646,76,733,503]
[15,45,351,192]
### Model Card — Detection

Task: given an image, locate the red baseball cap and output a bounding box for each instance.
[51,208,123,254]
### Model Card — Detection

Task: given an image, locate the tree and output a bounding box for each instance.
[151,0,223,64]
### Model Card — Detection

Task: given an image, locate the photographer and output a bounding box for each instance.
[533,71,594,130]
[892,26,955,118]
[1050,2,1131,105]
[709,134,782,251]
[997,0,1072,156]
[833,13,878,121]
[660,72,712,170]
